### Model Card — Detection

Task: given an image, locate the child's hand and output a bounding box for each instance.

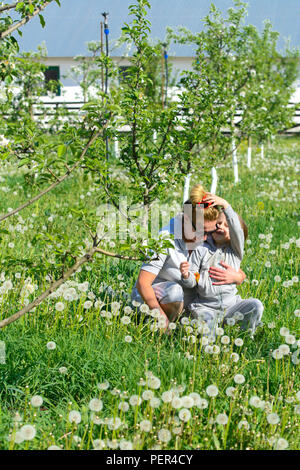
[203,193,229,210]
[180,261,190,279]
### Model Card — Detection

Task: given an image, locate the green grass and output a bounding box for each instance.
[0,136,299,450]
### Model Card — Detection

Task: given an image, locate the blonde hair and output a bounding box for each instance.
[184,184,219,222]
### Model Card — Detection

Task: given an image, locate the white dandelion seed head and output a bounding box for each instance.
[107,417,122,430]
[150,308,161,318]
[215,327,224,336]
[267,413,280,425]
[140,303,150,313]
[285,335,296,345]
[119,439,133,450]
[118,401,129,412]
[83,300,93,310]
[158,317,168,329]
[55,302,65,312]
[189,392,201,406]
[206,385,219,397]
[146,376,161,390]
[294,405,300,415]
[46,341,56,350]
[139,420,152,432]
[129,395,142,406]
[30,395,43,407]
[226,387,236,398]
[181,396,194,408]
[249,396,262,408]
[278,344,290,355]
[172,397,183,409]
[161,390,174,403]
[97,380,110,390]
[157,428,171,443]
[234,374,245,384]
[121,315,131,325]
[48,445,62,450]
[216,413,228,425]
[93,439,106,450]
[221,335,230,345]
[279,327,290,337]
[238,420,250,430]
[150,397,161,408]
[234,338,244,347]
[200,336,209,346]
[89,398,103,412]
[178,408,191,422]
[20,424,36,441]
[91,413,103,425]
[142,390,155,401]
[212,345,220,355]
[197,398,208,409]
[274,437,289,450]
[272,349,283,360]
[123,306,132,315]
[230,352,240,363]
[204,345,213,354]
[124,335,132,343]
[12,431,24,444]
[68,410,81,424]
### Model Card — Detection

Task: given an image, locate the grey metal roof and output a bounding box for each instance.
[15,0,300,57]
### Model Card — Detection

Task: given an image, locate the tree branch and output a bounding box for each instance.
[0,2,19,14]
[0,1,53,39]
[0,127,104,223]
[0,244,143,329]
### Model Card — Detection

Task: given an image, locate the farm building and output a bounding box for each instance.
[14,0,300,103]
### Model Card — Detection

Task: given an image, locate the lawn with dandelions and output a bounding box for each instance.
[0,137,299,450]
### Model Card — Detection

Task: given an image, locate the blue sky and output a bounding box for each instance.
[15,0,300,56]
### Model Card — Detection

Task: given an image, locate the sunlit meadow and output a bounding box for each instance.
[0,137,299,450]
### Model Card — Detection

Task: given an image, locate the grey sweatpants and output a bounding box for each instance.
[188,298,264,338]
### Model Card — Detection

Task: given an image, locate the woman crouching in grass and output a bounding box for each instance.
[131,184,246,331]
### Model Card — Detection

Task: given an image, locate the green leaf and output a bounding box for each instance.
[15,2,24,12]
[38,14,45,28]
[57,144,67,158]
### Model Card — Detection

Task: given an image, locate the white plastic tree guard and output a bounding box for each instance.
[114,138,120,158]
[210,167,218,194]
[153,130,157,142]
[232,138,239,183]
[247,136,252,169]
[261,143,264,159]
[183,173,191,204]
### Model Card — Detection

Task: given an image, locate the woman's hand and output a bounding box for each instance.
[203,193,229,210]
[180,261,190,279]
[209,261,246,285]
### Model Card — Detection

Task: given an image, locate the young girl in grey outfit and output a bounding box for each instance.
[180,194,263,338]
